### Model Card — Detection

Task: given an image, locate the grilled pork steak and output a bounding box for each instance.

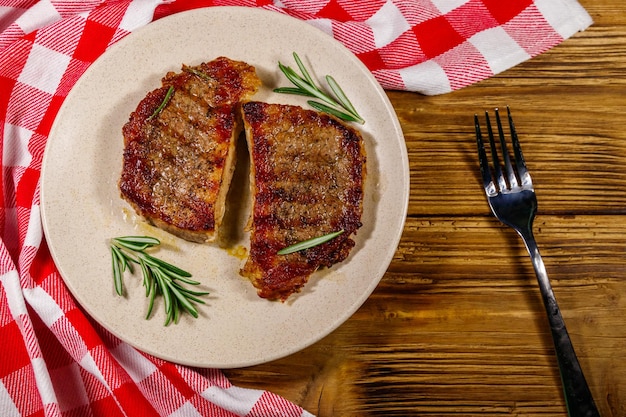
[240,102,366,300]
[119,57,261,242]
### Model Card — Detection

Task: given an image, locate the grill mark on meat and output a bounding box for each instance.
[119,57,260,243]
[241,102,366,300]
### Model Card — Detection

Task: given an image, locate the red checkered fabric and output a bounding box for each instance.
[0,1,591,416]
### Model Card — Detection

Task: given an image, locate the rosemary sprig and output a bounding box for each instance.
[277,230,345,255]
[147,86,174,121]
[109,236,209,326]
[274,52,365,124]
[184,66,213,82]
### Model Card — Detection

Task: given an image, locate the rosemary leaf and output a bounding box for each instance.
[111,249,124,296]
[326,75,362,123]
[172,281,210,295]
[146,277,157,319]
[184,67,212,82]
[114,235,161,245]
[307,101,362,123]
[175,291,207,305]
[139,257,151,297]
[162,270,201,286]
[154,269,173,317]
[283,64,337,107]
[147,86,174,121]
[294,51,316,87]
[113,236,160,251]
[169,302,179,326]
[169,284,199,318]
[279,64,331,104]
[273,87,316,97]
[111,245,129,273]
[172,282,209,300]
[139,252,192,277]
[277,230,345,255]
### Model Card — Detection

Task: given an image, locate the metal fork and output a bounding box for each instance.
[475,108,600,417]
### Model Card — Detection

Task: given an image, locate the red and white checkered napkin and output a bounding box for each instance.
[0,1,591,416]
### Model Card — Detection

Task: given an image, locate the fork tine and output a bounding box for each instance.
[484,111,507,192]
[474,114,495,195]
[507,107,533,188]
[494,108,518,189]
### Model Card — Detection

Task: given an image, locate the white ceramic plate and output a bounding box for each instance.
[41,7,409,368]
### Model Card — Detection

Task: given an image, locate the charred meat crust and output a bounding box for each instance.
[119,57,260,243]
[241,101,366,300]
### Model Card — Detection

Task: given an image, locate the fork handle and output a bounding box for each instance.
[520,231,601,417]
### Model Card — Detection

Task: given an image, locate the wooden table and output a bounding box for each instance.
[226,1,626,415]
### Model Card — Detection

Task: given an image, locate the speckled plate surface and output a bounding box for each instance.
[40,7,409,368]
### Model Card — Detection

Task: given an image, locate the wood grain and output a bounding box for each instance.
[225,1,626,415]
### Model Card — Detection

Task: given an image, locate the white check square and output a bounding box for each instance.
[366,0,411,49]
[399,60,451,95]
[3,123,33,169]
[429,0,469,14]
[469,26,530,74]
[18,44,70,94]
